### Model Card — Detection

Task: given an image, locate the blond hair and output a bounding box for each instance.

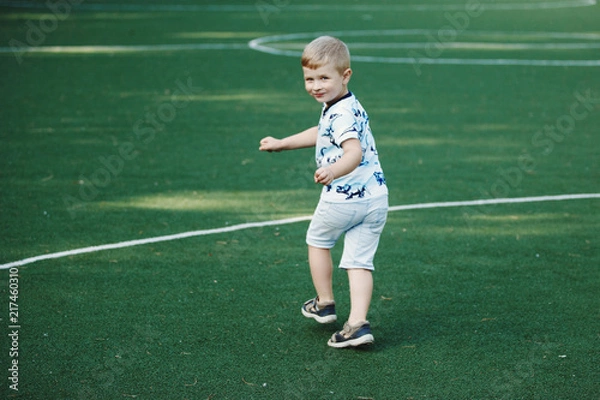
[301,36,350,74]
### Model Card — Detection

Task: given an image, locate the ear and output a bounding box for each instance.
[342,68,352,84]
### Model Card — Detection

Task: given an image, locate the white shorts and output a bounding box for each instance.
[306,195,388,270]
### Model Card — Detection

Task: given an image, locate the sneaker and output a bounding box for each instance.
[301,297,337,324]
[327,321,374,348]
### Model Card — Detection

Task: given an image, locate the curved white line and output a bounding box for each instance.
[250,29,600,41]
[345,42,600,50]
[1,193,599,269]
[281,0,598,10]
[0,0,596,11]
[248,30,600,67]
[3,36,598,63]
[353,56,600,67]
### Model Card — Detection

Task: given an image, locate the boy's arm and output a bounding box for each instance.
[314,138,362,186]
[259,126,318,152]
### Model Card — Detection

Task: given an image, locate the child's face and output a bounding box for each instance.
[302,64,352,105]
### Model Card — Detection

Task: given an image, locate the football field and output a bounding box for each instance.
[0,1,599,398]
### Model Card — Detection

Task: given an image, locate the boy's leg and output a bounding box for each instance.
[340,195,387,325]
[327,268,374,348]
[308,245,334,304]
[347,268,373,326]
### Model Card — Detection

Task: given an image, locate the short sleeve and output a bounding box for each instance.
[330,110,359,146]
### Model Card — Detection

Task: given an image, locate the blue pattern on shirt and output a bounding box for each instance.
[316,93,388,202]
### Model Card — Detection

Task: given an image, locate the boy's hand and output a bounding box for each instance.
[259,136,282,152]
[314,167,334,186]
[313,139,362,186]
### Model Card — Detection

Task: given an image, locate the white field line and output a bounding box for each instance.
[251,29,600,41]
[3,42,599,67]
[271,41,600,51]
[2,29,599,67]
[0,43,249,54]
[345,42,600,50]
[5,41,600,55]
[388,193,600,211]
[248,30,600,67]
[352,56,600,67]
[1,193,599,270]
[0,0,596,11]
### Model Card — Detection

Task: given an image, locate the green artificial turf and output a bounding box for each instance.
[0,1,599,399]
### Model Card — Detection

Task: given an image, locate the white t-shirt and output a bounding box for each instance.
[316,92,388,202]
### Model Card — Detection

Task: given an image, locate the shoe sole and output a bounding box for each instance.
[301,307,337,324]
[327,334,374,348]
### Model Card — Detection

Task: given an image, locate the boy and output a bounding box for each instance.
[259,36,388,348]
